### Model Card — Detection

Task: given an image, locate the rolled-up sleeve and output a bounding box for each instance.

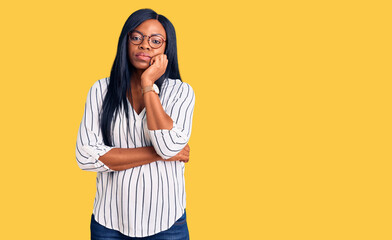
[148,82,196,159]
[75,82,115,172]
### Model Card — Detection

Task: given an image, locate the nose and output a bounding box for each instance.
[138,36,151,50]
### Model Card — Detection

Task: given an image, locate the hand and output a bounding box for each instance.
[141,53,168,87]
[166,144,190,163]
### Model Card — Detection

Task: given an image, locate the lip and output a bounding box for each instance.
[136,52,151,59]
[136,55,151,61]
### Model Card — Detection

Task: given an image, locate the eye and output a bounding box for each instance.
[131,35,142,41]
[150,36,163,45]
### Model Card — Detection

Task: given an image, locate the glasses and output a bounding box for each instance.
[128,30,166,49]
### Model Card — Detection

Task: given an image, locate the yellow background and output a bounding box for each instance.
[0,0,391,239]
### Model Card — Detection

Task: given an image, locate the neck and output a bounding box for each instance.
[131,69,144,90]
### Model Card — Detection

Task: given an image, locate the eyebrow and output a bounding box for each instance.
[132,30,165,39]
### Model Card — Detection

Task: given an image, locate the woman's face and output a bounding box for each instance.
[128,19,167,70]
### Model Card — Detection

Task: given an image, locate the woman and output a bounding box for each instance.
[75,8,195,240]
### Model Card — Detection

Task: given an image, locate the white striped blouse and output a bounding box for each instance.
[75,77,195,237]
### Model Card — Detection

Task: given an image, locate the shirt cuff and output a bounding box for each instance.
[81,144,115,171]
[148,121,189,160]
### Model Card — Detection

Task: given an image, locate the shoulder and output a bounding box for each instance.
[162,78,195,98]
[87,77,110,96]
[93,77,110,90]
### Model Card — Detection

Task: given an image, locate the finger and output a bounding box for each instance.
[161,54,167,66]
[181,150,189,157]
[150,57,155,66]
[154,55,163,66]
[152,54,162,65]
[159,56,165,66]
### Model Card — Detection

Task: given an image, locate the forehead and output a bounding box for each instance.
[134,19,166,38]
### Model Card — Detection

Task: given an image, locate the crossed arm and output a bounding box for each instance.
[75,80,195,172]
[97,144,189,171]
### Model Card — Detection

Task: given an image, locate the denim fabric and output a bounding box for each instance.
[91,210,189,240]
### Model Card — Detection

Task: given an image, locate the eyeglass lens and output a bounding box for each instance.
[129,32,164,48]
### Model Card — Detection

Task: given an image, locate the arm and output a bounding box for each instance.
[143,80,195,160]
[75,81,164,172]
[97,146,163,171]
[98,143,190,171]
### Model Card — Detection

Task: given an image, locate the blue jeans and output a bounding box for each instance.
[91,210,189,240]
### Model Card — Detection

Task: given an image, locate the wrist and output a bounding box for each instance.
[141,83,159,95]
[141,79,154,88]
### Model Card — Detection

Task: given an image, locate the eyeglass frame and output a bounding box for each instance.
[127,30,166,49]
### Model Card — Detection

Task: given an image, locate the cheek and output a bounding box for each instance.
[129,43,140,54]
[128,46,136,56]
[156,47,166,56]
[158,49,165,56]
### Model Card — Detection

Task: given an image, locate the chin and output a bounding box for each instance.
[132,61,149,70]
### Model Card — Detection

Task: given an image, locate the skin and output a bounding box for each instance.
[127,19,168,114]
[98,19,190,171]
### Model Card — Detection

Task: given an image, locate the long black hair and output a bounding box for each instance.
[100,8,182,146]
